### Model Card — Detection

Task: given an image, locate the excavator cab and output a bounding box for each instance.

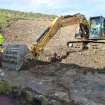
[89,16,105,39]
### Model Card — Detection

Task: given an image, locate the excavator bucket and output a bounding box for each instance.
[2,44,29,71]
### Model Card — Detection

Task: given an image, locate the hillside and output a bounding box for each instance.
[0,9,56,27]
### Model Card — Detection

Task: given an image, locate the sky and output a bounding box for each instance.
[0,0,105,17]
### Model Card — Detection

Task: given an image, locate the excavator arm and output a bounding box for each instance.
[32,14,89,56]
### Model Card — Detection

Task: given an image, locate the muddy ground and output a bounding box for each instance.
[1,60,105,105]
[1,18,105,105]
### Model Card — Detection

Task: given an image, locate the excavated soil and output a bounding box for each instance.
[1,18,105,105]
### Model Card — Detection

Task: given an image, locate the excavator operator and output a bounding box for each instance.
[0,33,5,46]
[0,29,5,66]
[0,28,5,47]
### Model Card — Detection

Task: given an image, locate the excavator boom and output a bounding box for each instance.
[32,14,89,55]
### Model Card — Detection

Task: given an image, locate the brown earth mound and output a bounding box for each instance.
[3,19,51,49]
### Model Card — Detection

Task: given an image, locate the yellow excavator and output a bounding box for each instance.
[32,14,89,56]
[1,14,89,71]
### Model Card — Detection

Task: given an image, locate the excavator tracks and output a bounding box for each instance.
[67,41,87,51]
[87,42,105,51]
[67,40,105,51]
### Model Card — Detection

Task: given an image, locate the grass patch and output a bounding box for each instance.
[0,9,56,27]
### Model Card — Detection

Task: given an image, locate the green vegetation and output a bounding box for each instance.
[0,80,49,105]
[0,9,56,27]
